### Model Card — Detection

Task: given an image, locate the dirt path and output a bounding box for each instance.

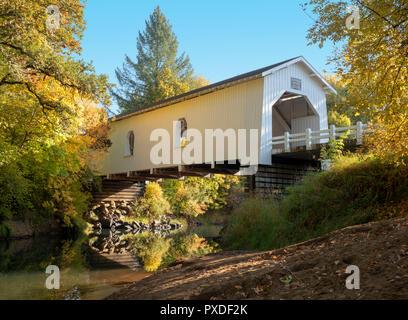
[106,217,408,300]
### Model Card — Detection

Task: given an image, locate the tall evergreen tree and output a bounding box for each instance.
[112,6,206,113]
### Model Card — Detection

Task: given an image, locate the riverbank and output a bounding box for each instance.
[106,216,408,300]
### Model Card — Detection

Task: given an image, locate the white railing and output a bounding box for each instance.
[271,122,370,154]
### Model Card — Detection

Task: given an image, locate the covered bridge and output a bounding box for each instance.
[98,56,361,196]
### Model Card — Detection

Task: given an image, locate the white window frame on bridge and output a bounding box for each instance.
[125,131,135,156]
[174,118,188,149]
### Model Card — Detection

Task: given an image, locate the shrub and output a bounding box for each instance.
[224,155,408,251]
[162,178,207,217]
[183,175,242,210]
[281,155,408,240]
[224,198,292,250]
[134,182,170,221]
[161,179,182,202]
[161,175,242,218]
[170,184,207,217]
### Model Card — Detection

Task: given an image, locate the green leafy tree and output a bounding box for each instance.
[161,175,241,217]
[134,182,171,221]
[303,0,408,164]
[324,75,358,126]
[0,0,111,228]
[112,6,208,113]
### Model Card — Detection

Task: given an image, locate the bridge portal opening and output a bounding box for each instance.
[272,92,319,154]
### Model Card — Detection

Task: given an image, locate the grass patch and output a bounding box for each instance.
[223,198,291,250]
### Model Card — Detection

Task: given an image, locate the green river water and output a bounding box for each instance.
[0,223,223,300]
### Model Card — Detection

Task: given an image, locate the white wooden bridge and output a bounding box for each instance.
[99,57,372,197]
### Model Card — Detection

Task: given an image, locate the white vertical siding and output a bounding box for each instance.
[292,116,320,133]
[260,61,329,164]
[291,116,320,147]
[100,78,264,175]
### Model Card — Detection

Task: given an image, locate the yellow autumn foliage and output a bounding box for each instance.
[304,0,408,164]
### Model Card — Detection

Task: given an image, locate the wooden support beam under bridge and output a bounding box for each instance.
[107,162,242,182]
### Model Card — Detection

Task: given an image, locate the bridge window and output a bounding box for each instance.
[125,131,134,156]
[175,118,187,148]
[179,118,187,139]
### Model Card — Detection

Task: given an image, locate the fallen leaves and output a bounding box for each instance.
[253,286,264,296]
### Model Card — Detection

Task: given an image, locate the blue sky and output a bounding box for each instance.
[81,0,339,113]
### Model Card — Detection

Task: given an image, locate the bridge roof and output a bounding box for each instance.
[112,56,332,122]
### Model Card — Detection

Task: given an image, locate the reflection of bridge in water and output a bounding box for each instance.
[87,250,142,271]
